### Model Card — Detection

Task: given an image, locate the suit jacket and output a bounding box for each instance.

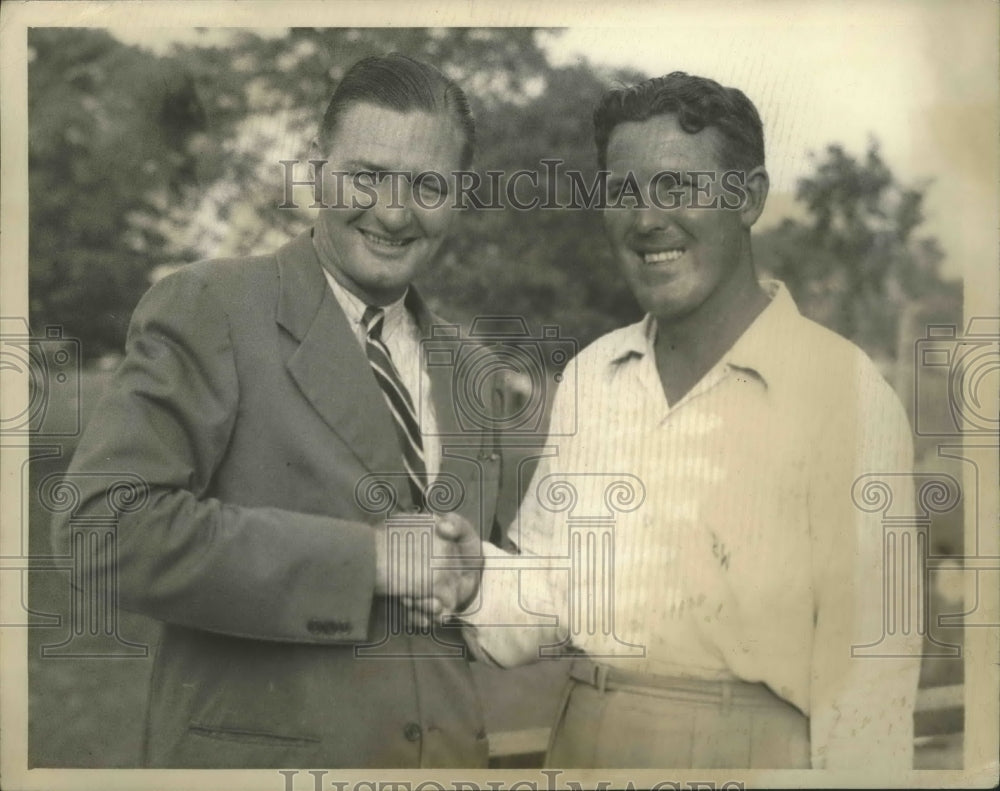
[53,230,514,768]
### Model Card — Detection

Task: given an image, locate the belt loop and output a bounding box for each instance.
[596,663,609,694]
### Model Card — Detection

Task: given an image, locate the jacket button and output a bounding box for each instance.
[404,722,422,742]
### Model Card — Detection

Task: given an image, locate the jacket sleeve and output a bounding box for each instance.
[50,268,378,644]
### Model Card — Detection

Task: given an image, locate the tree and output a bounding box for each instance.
[754,141,958,363]
[28,28,213,358]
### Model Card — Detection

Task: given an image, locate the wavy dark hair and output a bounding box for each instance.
[319,53,475,168]
[593,71,764,172]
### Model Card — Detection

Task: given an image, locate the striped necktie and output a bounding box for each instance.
[362,306,427,509]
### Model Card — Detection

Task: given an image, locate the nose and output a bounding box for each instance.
[630,202,668,234]
[370,177,414,232]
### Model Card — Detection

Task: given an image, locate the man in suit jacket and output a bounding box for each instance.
[52,54,509,768]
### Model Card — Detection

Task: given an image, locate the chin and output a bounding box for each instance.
[373,279,413,301]
[645,297,701,324]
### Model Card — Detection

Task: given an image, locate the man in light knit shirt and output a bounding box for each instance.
[457,72,922,769]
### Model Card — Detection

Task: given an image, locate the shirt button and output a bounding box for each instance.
[404,722,422,742]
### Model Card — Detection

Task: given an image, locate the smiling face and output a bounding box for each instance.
[313,102,465,306]
[603,113,767,327]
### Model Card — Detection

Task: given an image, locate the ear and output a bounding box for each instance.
[740,165,769,229]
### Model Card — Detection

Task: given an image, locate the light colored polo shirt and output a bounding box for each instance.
[466,281,921,768]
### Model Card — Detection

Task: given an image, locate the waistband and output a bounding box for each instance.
[568,659,787,709]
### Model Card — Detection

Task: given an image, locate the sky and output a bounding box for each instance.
[102,1,999,281]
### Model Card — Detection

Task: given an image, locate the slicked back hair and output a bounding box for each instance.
[319,53,475,169]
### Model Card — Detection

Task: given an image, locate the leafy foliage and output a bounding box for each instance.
[755,142,958,361]
[28,29,213,356]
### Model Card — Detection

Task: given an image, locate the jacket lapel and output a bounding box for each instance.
[276,231,400,475]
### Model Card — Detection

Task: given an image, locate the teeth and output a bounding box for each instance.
[643,249,684,264]
[360,229,408,247]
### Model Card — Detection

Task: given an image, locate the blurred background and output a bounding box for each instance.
[23,15,994,770]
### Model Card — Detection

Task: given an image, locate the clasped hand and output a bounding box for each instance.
[374,512,483,623]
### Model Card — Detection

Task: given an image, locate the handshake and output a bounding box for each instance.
[373,512,484,626]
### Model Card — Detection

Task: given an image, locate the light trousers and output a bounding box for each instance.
[545,659,810,768]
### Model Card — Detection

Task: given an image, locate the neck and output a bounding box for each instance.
[653,256,768,404]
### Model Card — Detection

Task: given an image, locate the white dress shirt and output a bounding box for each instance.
[321,266,441,478]
[464,281,921,769]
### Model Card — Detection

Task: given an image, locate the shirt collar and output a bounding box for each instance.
[607,314,658,364]
[608,280,801,388]
[722,280,800,385]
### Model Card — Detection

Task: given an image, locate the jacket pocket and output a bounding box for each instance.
[171,723,321,768]
[186,723,320,746]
